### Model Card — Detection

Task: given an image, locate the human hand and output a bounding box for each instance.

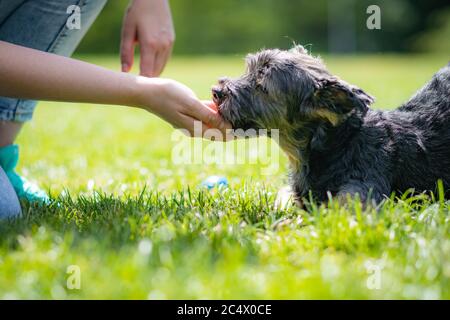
[121,0,175,77]
[134,77,232,139]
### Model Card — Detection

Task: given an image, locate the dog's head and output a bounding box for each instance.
[213,46,374,138]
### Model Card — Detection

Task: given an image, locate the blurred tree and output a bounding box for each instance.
[77,1,127,54]
[76,0,450,55]
[413,9,450,53]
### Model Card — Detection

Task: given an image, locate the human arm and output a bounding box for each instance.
[0,41,228,136]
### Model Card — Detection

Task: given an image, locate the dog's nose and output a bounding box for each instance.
[212,87,225,101]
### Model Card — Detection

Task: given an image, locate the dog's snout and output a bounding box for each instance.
[213,77,233,107]
[212,87,224,100]
[212,85,228,107]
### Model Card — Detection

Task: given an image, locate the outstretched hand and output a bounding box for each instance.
[134,77,232,140]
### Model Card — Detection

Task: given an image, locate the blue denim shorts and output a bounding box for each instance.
[0,0,107,122]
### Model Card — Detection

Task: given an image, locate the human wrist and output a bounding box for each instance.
[127,75,164,111]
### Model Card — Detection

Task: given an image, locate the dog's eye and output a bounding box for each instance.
[256,83,268,94]
[255,63,270,93]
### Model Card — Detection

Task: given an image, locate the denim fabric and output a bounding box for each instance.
[0,0,107,122]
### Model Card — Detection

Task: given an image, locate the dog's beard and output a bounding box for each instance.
[218,96,308,167]
[218,99,257,131]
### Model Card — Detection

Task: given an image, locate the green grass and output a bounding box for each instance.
[1,54,449,299]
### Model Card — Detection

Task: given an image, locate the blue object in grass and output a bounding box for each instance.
[202,176,228,190]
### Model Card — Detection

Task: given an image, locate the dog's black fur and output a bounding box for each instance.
[214,46,450,204]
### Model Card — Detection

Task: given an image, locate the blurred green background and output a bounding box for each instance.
[2,0,449,300]
[78,0,450,55]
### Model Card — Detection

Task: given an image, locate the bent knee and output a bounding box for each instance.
[0,169,21,219]
[0,194,22,219]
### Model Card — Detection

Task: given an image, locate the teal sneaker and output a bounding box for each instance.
[0,144,49,204]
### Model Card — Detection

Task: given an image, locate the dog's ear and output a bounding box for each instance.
[313,78,374,115]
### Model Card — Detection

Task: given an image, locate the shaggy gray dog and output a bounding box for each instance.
[213,46,450,204]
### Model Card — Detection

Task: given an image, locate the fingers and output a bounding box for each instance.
[153,46,171,76]
[120,17,136,73]
[122,0,175,76]
[202,100,218,112]
[139,41,156,77]
[155,40,173,76]
[176,114,233,141]
[141,38,172,77]
[176,114,208,138]
[152,51,164,77]
[182,99,233,141]
[185,99,228,130]
[201,100,235,139]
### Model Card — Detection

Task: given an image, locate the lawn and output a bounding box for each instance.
[0,54,449,299]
